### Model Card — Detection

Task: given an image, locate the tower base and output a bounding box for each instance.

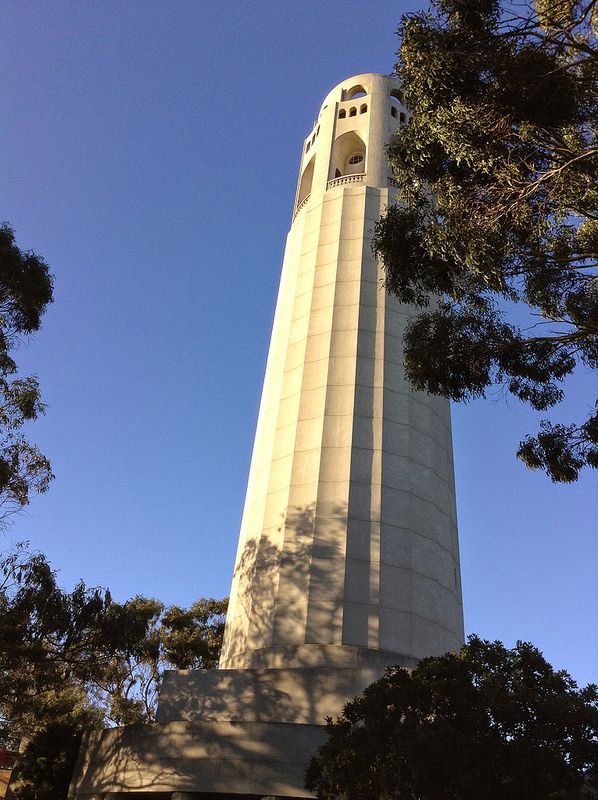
[69,719,327,799]
[69,651,417,798]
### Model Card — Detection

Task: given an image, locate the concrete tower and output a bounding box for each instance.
[69,73,464,800]
[221,72,463,671]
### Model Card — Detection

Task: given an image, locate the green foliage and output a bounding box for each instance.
[0,224,53,520]
[0,544,227,798]
[306,636,598,800]
[161,598,227,669]
[8,717,100,800]
[373,0,598,481]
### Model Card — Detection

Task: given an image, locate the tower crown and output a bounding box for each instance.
[295,73,408,218]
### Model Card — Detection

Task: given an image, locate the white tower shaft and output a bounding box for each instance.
[221,73,463,670]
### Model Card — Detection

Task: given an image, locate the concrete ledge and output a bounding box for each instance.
[69,720,328,798]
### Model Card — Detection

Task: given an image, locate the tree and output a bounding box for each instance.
[373,0,598,482]
[0,224,53,520]
[306,636,598,800]
[0,544,227,799]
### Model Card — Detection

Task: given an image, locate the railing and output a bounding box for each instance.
[293,192,311,219]
[326,173,366,189]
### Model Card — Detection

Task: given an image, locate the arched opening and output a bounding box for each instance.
[298,154,315,206]
[390,88,403,104]
[360,103,367,114]
[339,109,346,119]
[344,84,367,101]
[311,133,316,145]
[400,112,406,124]
[391,106,398,119]
[349,107,357,117]
[329,130,367,179]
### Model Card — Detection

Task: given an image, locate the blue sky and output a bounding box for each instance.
[2,1,596,686]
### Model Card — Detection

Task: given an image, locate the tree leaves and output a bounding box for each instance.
[374,0,598,480]
[0,225,53,521]
[518,406,598,480]
[0,225,53,337]
[161,598,227,670]
[306,636,598,800]
[0,545,227,798]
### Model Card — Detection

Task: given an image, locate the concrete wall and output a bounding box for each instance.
[71,721,327,798]
[156,663,398,725]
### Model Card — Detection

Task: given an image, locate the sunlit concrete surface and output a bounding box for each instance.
[72,721,328,797]
[156,661,409,726]
[70,73,464,800]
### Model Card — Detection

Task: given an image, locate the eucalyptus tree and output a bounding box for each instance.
[0,224,53,518]
[374,0,598,481]
[0,545,226,799]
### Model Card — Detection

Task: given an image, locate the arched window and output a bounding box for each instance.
[391,106,398,118]
[306,141,310,152]
[360,104,367,114]
[390,89,403,104]
[344,84,367,101]
[400,112,406,124]
[349,107,357,117]
[329,130,367,180]
[298,155,315,206]
[312,133,316,145]
[339,109,346,119]
[317,125,320,135]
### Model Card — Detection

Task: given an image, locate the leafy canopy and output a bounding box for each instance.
[0,544,227,799]
[0,224,53,520]
[306,636,598,800]
[373,0,598,481]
